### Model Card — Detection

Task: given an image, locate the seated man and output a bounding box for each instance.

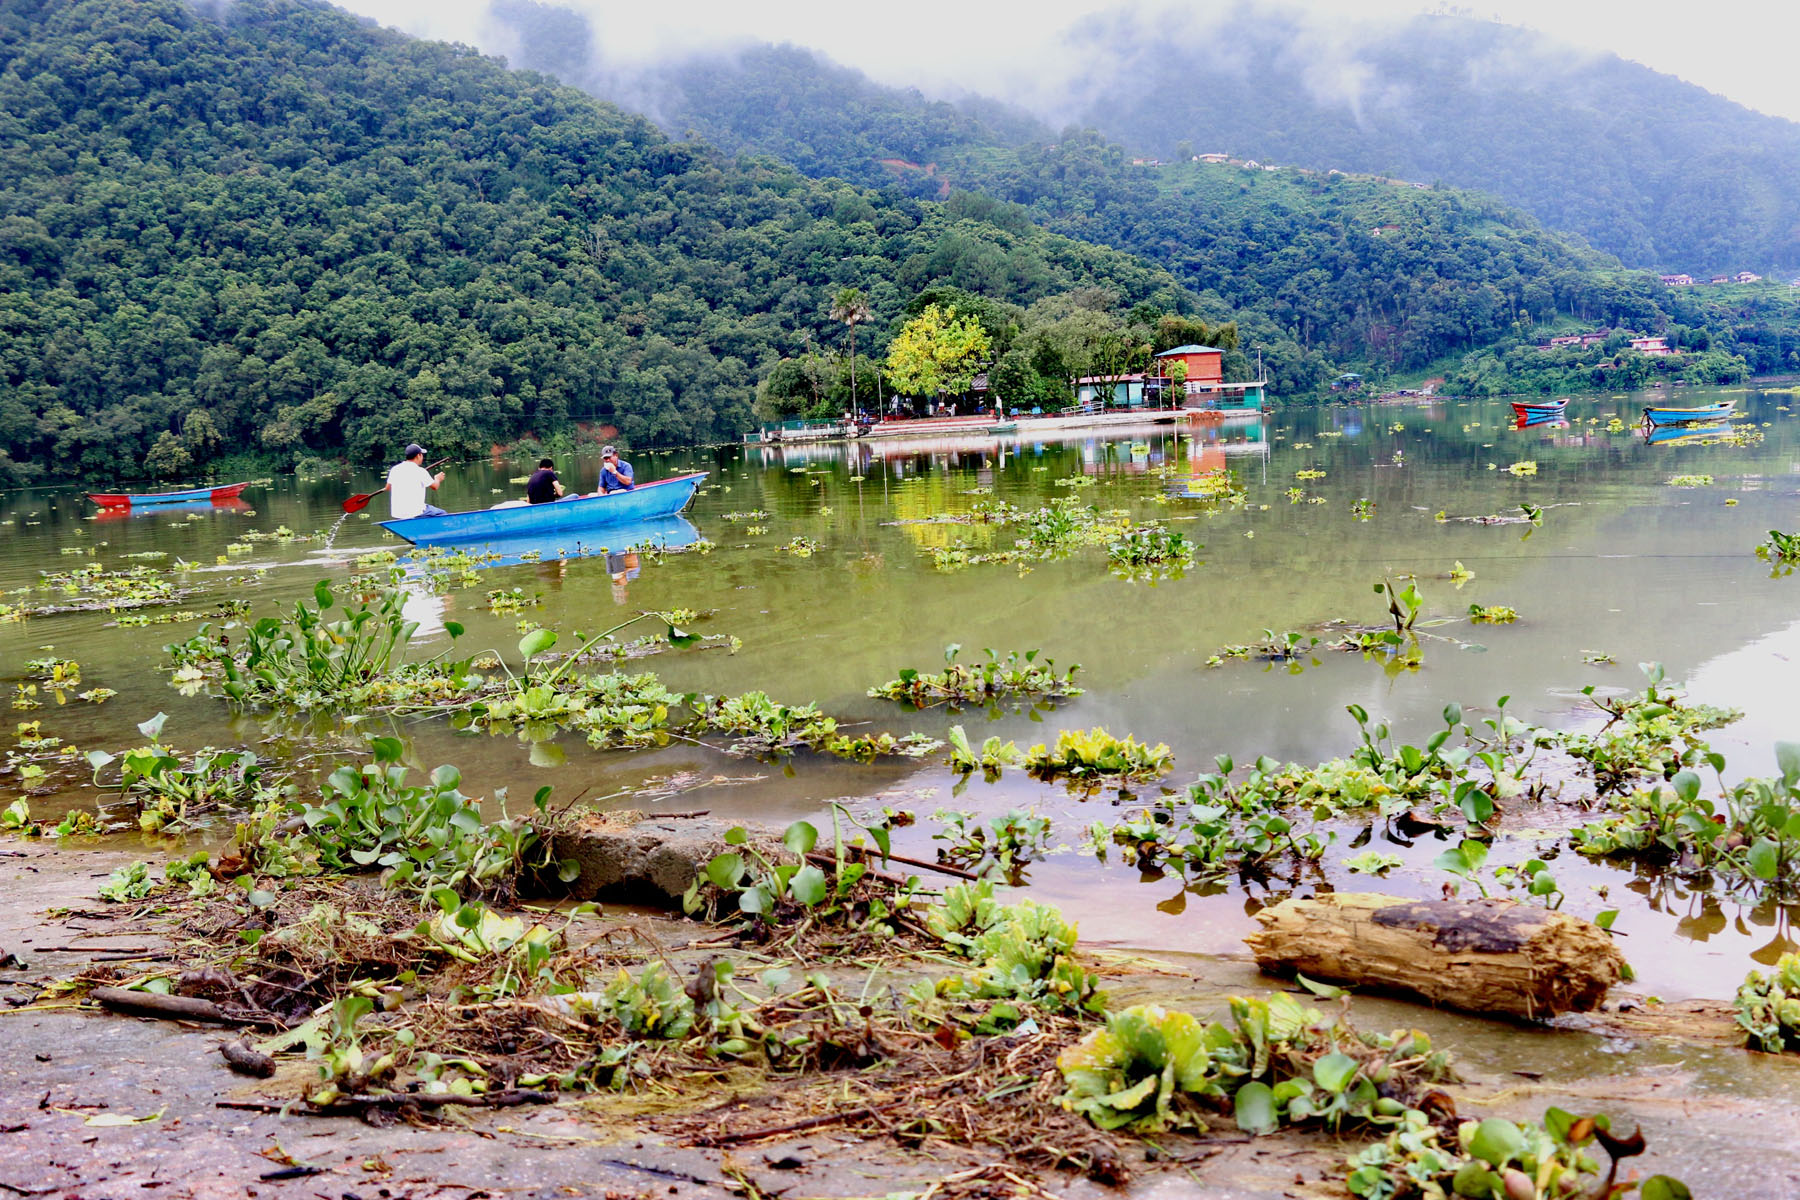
[387,443,446,518]
[525,457,564,504]
[598,445,634,493]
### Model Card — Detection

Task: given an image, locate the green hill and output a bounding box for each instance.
[556,40,1683,376]
[0,0,1202,482]
[1066,11,1800,274]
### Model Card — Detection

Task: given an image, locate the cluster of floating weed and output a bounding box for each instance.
[915,496,1191,577]
[1756,529,1800,576]
[869,645,1082,709]
[158,580,932,765]
[945,724,1174,787]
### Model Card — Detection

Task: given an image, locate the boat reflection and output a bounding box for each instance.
[1643,422,1733,447]
[1513,413,1570,431]
[398,514,701,571]
[91,498,253,522]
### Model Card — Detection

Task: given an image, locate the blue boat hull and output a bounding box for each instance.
[379,472,706,547]
[1643,401,1735,426]
[395,515,702,570]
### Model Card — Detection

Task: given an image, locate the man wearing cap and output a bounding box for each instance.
[387,444,447,518]
[598,445,634,494]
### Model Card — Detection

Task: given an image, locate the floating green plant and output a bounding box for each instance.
[869,646,1082,708]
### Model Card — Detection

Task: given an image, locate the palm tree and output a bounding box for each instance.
[829,287,873,416]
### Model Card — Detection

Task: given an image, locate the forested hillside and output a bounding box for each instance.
[0,0,1202,482]
[1065,10,1800,273]
[552,37,1676,376]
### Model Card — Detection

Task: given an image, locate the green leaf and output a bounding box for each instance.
[1640,1176,1692,1200]
[444,620,465,639]
[85,749,116,772]
[137,712,168,740]
[556,858,581,883]
[1540,1107,1575,1144]
[1459,787,1495,825]
[738,886,771,916]
[1671,770,1700,804]
[1233,1081,1278,1135]
[247,890,277,909]
[1295,973,1345,999]
[705,853,745,889]
[782,820,819,857]
[1468,1117,1527,1166]
[1594,909,1618,930]
[788,864,829,907]
[368,736,404,764]
[518,628,557,661]
[1778,742,1800,785]
[430,764,462,791]
[1442,702,1463,726]
[1746,838,1781,880]
[723,827,749,846]
[314,580,334,609]
[1312,1051,1359,1095]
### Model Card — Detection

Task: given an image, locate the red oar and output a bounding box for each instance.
[342,459,449,514]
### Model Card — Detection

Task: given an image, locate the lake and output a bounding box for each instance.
[5,385,1799,1000]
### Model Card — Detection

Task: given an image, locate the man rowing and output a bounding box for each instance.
[387,443,446,519]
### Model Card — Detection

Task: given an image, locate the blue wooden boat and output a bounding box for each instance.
[1642,399,1736,426]
[379,472,706,547]
[88,482,249,509]
[1510,399,1569,420]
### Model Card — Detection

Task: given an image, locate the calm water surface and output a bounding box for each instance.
[4,387,1799,999]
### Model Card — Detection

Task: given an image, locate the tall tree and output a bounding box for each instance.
[828,287,873,414]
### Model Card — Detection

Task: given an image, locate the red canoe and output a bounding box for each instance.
[87,482,250,509]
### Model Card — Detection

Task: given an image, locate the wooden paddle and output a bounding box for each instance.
[342,459,449,514]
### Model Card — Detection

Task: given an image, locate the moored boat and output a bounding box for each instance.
[1641,399,1736,426]
[87,482,249,509]
[1510,399,1570,419]
[378,472,706,547]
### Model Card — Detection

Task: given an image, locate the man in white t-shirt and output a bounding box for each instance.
[386,444,446,519]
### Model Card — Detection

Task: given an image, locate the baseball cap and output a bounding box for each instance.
[601,444,617,457]
[404,443,426,458]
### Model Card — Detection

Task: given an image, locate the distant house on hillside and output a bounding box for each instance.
[1371,224,1401,237]
[1629,336,1673,356]
[1735,271,1763,283]
[1545,329,1608,350]
[1659,274,1693,286]
[1197,152,1231,163]
[1709,275,1731,284]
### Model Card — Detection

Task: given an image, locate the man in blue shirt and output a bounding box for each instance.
[598,445,634,493]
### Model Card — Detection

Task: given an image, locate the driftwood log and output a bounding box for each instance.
[1244,892,1625,1019]
[90,985,282,1028]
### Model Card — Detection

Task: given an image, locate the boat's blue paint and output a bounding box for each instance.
[395,515,702,571]
[128,486,217,504]
[379,472,705,547]
[1511,399,1569,413]
[1642,400,1736,426]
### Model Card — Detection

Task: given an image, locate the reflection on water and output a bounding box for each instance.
[6,388,1800,998]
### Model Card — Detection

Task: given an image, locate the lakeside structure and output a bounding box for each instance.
[745,341,1267,445]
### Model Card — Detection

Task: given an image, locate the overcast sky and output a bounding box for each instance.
[338,0,1800,125]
